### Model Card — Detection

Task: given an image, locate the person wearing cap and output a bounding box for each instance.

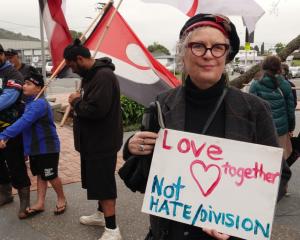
[0,43,31,219]
[64,39,123,240]
[4,48,39,78]
[123,14,291,240]
[0,71,66,218]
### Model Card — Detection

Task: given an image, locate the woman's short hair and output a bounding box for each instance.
[176,13,240,73]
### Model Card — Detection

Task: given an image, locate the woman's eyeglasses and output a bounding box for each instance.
[186,42,229,58]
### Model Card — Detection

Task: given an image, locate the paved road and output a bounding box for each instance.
[0,159,299,240]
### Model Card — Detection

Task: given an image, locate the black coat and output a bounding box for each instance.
[71,58,123,154]
[0,63,24,128]
[123,85,291,240]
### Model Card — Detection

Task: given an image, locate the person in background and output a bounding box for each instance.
[0,72,66,218]
[250,56,296,161]
[0,43,31,219]
[5,48,39,78]
[281,63,297,107]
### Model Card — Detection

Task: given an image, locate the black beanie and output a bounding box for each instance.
[0,44,4,53]
[180,13,240,61]
[63,38,91,61]
[25,72,44,87]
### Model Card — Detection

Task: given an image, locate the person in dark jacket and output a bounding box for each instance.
[64,39,123,240]
[123,14,291,240]
[0,44,31,219]
[250,56,295,160]
[0,72,66,218]
[4,48,40,78]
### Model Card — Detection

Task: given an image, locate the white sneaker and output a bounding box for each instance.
[79,211,105,226]
[99,227,122,240]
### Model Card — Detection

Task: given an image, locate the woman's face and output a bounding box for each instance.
[183,27,229,89]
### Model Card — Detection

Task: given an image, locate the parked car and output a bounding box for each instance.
[45,61,53,76]
[235,64,252,74]
[289,66,300,78]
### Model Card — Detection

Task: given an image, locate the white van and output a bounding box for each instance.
[45,61,53,76]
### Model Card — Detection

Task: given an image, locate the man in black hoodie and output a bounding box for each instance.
[64,39,123,240]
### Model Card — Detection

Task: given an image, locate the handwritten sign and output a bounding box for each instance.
[142,129,283,240]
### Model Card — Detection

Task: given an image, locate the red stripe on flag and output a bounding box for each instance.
[43,0,72,72]
[85,6,180,89]
[187,0,199,17]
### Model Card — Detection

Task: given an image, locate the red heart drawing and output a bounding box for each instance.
[190,160,221,197]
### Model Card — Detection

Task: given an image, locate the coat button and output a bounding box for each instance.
[184,231,189,236]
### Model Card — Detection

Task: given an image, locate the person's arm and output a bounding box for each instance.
[71,70,115,120]
[0,88,20,111]
[249,81,258,96]
[285,84,296,132]
[0,100,47,141]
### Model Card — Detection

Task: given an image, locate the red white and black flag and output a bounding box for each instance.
[83,5,181,106]
[39,0,72,72]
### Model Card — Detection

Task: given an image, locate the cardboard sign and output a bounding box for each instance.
[142,129,283,240]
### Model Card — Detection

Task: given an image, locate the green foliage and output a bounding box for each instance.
[120,95,144,127]
[148,42,170,56]
[0,28,39,41]
[254,45,260,55]
[275,42,285,54]
[70,30,86,42]
[292,60,300,66]
[261,42,265,55]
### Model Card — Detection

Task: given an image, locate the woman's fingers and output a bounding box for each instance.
[128,131,158,155]
[202,228,230,240]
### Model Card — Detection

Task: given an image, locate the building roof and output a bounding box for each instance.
[0,38,48,50]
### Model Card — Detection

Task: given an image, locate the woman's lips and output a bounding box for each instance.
[200,65,215,70]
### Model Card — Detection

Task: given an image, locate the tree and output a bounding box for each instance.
[70,30,86,42]
[261,42,265,55]
[275,42,285,54]
[147,42,170,55]
[230,34,300,89]
[254,45,260,55]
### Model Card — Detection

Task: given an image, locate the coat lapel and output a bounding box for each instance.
[163,87,186,131]
[224,88,254,142]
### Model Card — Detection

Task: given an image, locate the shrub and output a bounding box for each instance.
[120,95,144,127]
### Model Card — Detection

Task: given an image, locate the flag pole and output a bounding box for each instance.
[35,0,114,100]
[60,0,124,127]
[39,8,47,84]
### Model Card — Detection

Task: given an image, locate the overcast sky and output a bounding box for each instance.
[0,0,299,53]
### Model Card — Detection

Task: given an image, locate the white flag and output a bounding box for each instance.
[141,0,265,33]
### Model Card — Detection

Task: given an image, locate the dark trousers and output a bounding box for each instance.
[0,135,31,189]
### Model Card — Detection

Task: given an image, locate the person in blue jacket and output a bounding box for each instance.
[0,43,31,219]
[0,72,67,218]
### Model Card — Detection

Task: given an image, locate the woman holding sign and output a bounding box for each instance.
[122,14,291,240]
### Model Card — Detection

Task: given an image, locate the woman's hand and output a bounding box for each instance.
[202,228,230,240]
[0,140,7,149]
[128,131,158,155]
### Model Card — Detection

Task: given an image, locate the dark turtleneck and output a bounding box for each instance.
[184,75,226,138]
[180,75,227,239]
